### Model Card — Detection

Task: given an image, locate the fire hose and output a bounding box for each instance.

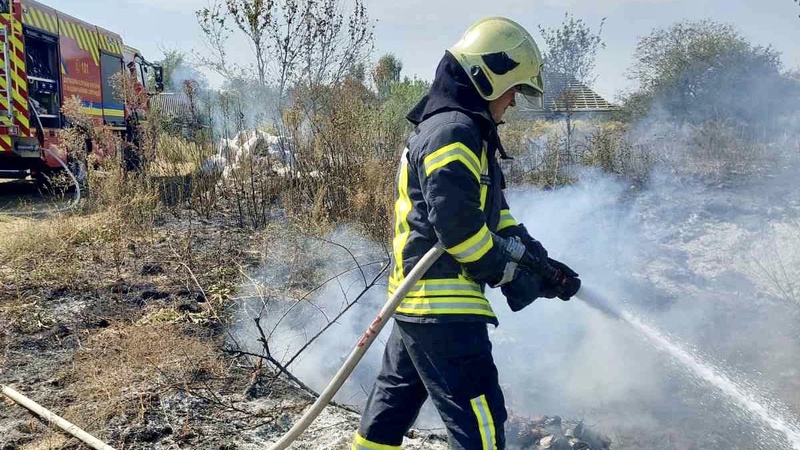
[268,243,612,449]
[1,385,115,450]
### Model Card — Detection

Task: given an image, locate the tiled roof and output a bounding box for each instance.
[150,93,193,119]
[528,72,616,112]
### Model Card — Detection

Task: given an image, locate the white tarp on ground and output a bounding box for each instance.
[203,130,295,178]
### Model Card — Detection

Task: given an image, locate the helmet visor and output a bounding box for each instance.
[516,84,544,108]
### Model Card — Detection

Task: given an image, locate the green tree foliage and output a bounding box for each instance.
[623,20,795,136]
[373,53,402,101]
[537,13,605,165]
[377,77,429,148]
[538,13,605,92]
[154,48,207,92]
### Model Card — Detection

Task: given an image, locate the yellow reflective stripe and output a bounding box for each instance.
[396,298,495,317]
[45,11,58,33]
[470,395,497,450]
[423,142,481,181]
[351,433,401,450]
[497,209,518,231]
[388,276,481,290]
[391,148,412,281]
[103,108,125,118]
[447,224,493,263]
[390,287,484,298]
[80,106,104,116]
[479,147,488,209]
[399,297,490,306]
[389,276,483,298]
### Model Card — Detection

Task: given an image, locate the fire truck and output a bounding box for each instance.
[0,0,162,183]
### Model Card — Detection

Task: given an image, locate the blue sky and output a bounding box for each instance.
[43,0,800,102]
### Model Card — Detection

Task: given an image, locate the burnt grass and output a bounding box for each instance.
[0,212,308,449]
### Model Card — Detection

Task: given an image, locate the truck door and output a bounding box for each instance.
[99,50,124,128]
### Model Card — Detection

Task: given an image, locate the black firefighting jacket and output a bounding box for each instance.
[390,53,532,326]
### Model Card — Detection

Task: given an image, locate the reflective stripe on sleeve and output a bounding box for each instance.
[446,224,493,263]
[423,142,481,181]
[497,209,517,231]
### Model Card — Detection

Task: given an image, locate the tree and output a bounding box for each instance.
[538,13,605,95]
[196,0,374,105]
[297,0,374,87]
[373,53,402,101]
[154,48,207,92]
[537,13,605,183]
[196,2,236,81]
[624,20,791,136]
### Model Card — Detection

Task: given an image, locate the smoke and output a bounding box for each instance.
[227,56,800,449]
[229,157,800,447]
[491,167,800,448]
[228,227,392,405]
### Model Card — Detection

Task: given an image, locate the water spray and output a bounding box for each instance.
[576,285,800,450]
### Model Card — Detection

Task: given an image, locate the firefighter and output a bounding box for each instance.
[351,17,581,450]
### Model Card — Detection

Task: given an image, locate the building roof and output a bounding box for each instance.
[522,72,616,114]
[150,93,193,119]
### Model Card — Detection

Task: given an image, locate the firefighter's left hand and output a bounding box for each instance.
[542,258,580,301]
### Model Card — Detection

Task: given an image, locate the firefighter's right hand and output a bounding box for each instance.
[501,269,543,312]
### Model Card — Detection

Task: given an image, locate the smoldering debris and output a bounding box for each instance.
[506,414,612,450]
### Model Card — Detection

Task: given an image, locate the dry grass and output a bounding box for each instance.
[0,211,125,289]
[19,433,69,450]
[64,324,227,432]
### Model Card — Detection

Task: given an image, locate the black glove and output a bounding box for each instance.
[507,224,548,261]
[540,258,581,301]
[520,235,548,262]
[501,268,543,312]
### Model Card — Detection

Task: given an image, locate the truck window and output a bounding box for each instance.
[100,51,124,126]
[24,27,60,128]
[0,0,9,14]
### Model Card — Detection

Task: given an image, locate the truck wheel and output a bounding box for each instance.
[34,170,54,194]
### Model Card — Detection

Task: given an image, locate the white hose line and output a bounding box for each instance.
[268,244,446,450]
[1,147,81,216]
[41,147,82,211]
[1,385,116,450]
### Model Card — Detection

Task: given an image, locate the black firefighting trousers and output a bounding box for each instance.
[353,321,507,450]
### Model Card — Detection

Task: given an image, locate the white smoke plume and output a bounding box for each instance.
[228,59,800,448]
[230,153,800,448]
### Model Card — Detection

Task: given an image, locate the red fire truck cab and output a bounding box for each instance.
[0,0,161,182]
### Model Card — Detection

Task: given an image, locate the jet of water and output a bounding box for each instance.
[576,285,800,450]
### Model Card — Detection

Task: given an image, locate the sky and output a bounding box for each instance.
[41,0,800,102]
